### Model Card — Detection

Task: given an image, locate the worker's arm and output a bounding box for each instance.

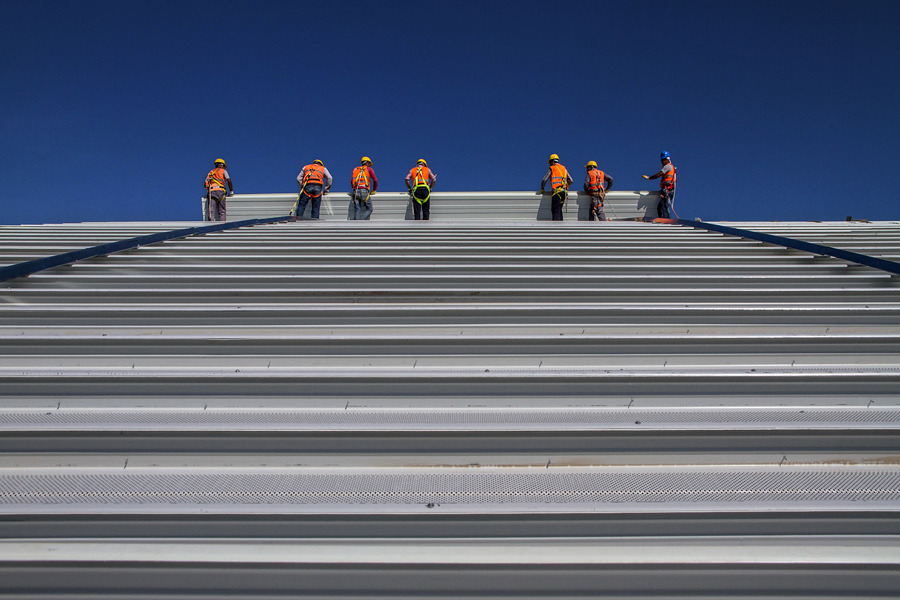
[405,172,412,192]
[644,169,664,180]
[225,177,234,195]
[540,169,551,192]
[323,168,333,192]
[429,172,437,190]
[369,167,378,192]
[583,173,591,193]
[604,174,613,192]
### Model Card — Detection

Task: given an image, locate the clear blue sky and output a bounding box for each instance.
[2,0,897,224]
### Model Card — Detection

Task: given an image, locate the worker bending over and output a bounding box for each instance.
[292,159,333,220]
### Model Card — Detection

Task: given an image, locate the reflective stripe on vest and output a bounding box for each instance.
[587,169,606,193]
[206,167,226,192]
[661,164,676,190]
[550,163,569,192]
[352,166,370,190]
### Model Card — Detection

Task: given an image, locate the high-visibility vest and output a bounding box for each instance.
[586,169,606,193]
[549,163,569,192]
[410,166,432,189]
[302,164,326,187]
[661,163,676,190]
[205,167,227,192]
[352,165,371,190]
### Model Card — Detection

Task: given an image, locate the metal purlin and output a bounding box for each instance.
[654,218,900,276]
[0,216,294,283]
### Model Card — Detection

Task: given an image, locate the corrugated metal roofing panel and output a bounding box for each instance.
[0,215,898,596]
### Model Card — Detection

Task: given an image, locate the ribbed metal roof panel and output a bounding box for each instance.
[0,212,898,597]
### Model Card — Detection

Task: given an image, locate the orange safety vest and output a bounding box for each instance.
[352,165,371,190]
[586,169,606,194]
[410,166,432,189]
[661,163,676,190]
[549,163,569,192]
[205,167,227,192]
[302,163,326,187]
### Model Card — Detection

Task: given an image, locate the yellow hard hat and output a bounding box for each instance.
[313,159,323,165]
[548,154,559,163]
[585,160,597,168]
[214,158,227,167]
[361,156,372,165]
[416,158,427,166]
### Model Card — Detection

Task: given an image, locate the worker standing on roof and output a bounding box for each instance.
[584,161,614,221]
[292,159,333,220]
[540,154,573,221]
[204,158,233,221]
[643,151,676,219]
[349,157,378,220]
[406,159,437,220]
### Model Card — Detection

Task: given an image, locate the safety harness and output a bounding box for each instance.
[411,166,431,204]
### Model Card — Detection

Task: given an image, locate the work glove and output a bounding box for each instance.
[642,175,650,180]
[227,191,234,197]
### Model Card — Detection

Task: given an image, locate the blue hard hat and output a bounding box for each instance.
[660,151,670,160]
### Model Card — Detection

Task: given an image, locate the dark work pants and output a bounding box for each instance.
[412,186,430,220]
[294,184,324,219]
[551,190,567,221]
[657,188,674,219]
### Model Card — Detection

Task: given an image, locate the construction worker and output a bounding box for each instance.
[292,159,333,220]
[540,154,573,221]
[584,161,614,221]
[204,158,233,221]
[349,157,378,220]
[406,159,436,220]
[643,151,676,219]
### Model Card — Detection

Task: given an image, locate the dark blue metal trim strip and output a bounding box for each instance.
[0,216,293,283]
[673,219,900,276]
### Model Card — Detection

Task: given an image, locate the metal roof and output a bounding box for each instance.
[1,196,899,597]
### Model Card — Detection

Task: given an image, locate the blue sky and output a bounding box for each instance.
[1,0,897,224]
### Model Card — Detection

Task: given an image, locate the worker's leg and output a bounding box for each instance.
[354,189,372,220]
[359,194,372,220]
[551,191,565,221]
[306,184,323,219]
[293,193,309,218]
[657,191,670,219]
[209,190,225,221]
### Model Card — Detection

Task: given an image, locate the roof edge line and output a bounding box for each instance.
[0,216,293,283]
[653,219,900,276]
